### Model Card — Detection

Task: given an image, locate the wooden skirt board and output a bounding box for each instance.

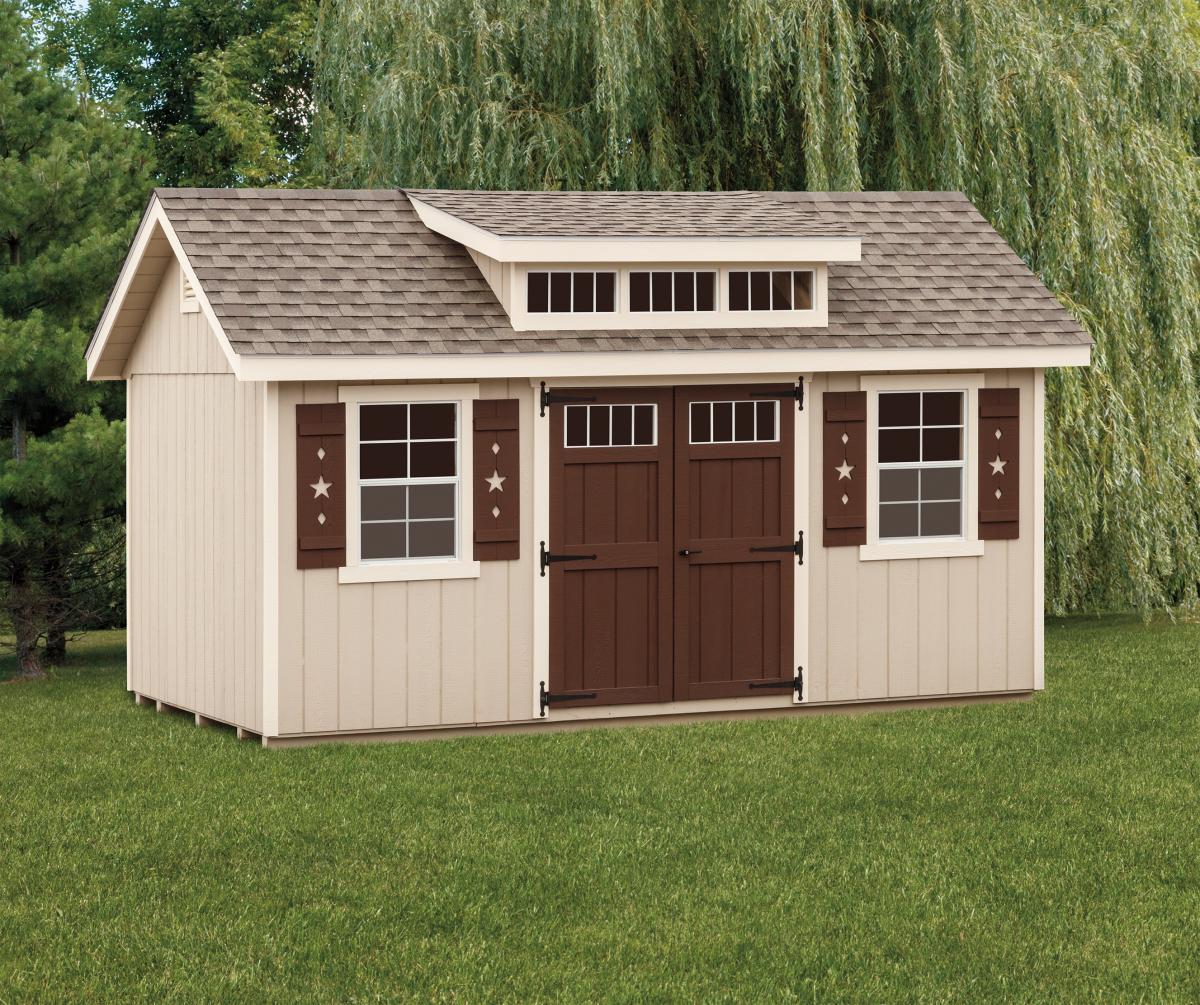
[546,385,796,709]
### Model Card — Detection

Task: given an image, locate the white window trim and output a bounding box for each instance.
[526,269,619,315]
[338,383,481,584]
[859,373,986,562]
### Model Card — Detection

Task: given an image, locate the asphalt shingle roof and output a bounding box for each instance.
[153,187,1090,357]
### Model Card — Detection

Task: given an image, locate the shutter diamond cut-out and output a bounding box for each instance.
[995,488,1003,499]
[841,493,849,505]
[841,432,849,445]
[491,442,500,455]
[317,447,325,461]
[317,512,326,525]
[995,429,1002,439]
[492,505,501,519]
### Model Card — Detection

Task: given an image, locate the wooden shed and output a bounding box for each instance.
[87,188,1091,745]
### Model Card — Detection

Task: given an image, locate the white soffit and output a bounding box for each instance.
[408,196,863,264]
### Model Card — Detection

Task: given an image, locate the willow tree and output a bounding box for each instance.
[312,0,1200,612]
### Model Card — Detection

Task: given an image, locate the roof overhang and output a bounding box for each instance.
[86,195,241,380]
[408,196,863,264]
[235,342,1090,383]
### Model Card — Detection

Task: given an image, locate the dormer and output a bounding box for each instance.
[406,189,861,332]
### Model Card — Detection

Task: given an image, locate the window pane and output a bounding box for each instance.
[549,272,571,312]
[360,442,407,479]
[879,428,920,463]
[409,441,455,478]
[879,468,919,503]
[611,405,633,446]
[734,401,755,441]
[596,272,616,312]
[674,272,694,311]
[696,271,715,311]
[634,405,655,445]
[566,405,588,446]
[749,271,771,310]
[589,405,610,446]
[922,391,962,426]
[527,272,548,313]
[408,519,455,559]
[651,271,672,311]
[793,271,814,310]
[921,501,961,537]
[360,403,407,442]
[712,402,734,442]
[691,402,711,443]
[408,483,455,520]
[920,467,961,502]
[755,401,776,441]
[771,271,792,310]
[409,402,455,440]
[923,427,962,462]
[362,522,407,560]
[729,272,749,311]
[573,272,594,312]
[879,392,920,427]
[879,503,919,539]
[361,485,407,521]
[630,272,651,312]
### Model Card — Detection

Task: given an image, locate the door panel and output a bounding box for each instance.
[549,389,674,707]
[674,386,795,701]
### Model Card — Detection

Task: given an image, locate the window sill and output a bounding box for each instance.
[338,559,481,584]
[858,539,985,562]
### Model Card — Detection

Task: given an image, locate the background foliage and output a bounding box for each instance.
[314,0,1200,613]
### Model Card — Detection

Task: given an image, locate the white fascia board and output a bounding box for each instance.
[408,196,862,264]
[86,198,242,380]
[236,342,1090,383]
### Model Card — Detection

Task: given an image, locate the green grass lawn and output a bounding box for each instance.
[2,617,1198,1003]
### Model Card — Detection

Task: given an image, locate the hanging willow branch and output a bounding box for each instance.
[312,0,1200,612]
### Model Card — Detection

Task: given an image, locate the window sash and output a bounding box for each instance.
[527,270,617,313]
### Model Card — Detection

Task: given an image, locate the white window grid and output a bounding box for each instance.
[359,401,460,562]
[877,390,966,540]
[689,399,780,444]
[527,270,617,313]
[729,269,816,312]
[563,403,658,448]
[629,270,717,312]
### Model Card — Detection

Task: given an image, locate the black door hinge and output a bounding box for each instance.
[540,681,599,716]
[747,669,803,700]
[540,382,598,417]
[749,531,804,564]
[750,380,804,410]
[539,540,598,577]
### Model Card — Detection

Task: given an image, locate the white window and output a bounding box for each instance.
[629,271,716,312]
[689,400,779,444]
[527,271,616,313]
[728,270,814,311]
[339,384,481,583]
[860,373,985,561]
[564,404,657,447]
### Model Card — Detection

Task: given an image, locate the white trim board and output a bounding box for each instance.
[408,196,863,264]
[236,344,1091,383]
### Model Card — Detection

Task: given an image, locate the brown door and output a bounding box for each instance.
[673,385,796,700]
[547,388,674,707]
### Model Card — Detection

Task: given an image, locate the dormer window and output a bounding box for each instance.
[728,270,814,312]
[527,271,616,313]
[629,271,716,312]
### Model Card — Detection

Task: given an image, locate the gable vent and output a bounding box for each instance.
[180,271,200,314]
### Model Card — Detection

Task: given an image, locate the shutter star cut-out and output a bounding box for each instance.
[989,455,1007,475]
[310,475,332,498]
[836,460,854,480]
[485,470,506,492]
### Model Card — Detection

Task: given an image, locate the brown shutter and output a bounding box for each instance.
[823,391,867,546]
[978,388,1020,540]
[296,403,346,569]
[473,399,520,560]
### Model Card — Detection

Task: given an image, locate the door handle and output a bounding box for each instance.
[678,548,703,557]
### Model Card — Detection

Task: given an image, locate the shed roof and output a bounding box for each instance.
[100,187,1090,362]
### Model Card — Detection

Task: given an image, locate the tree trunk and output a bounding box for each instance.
[8,581,44,680]
[45,625,67,665]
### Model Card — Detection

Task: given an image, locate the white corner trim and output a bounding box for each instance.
[1033,367,1046,690]
[794,377,811,702]
[261,381,280,737]
[338,382,481,585]
[235,344,1092,383]
[408,195,862,264]
[531,378,551,719]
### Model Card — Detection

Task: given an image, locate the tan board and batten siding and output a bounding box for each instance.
[126,258,265,732]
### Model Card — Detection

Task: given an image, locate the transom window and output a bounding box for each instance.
[358,402,459,560]
[728,270,814,311]
[565,404,657,447]
[690,400,779,444]
[527,271,616,313]
[629,271,716,312]
[877,391,964,540]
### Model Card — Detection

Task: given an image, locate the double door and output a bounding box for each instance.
[547,385,796,707]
